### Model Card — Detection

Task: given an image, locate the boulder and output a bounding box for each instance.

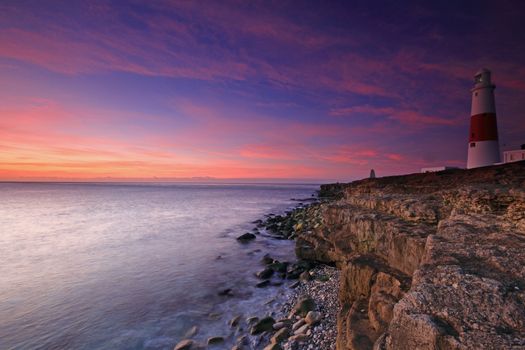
[263,343,283,350]
[218,288,232,296]
[269,261,289,273]
[256,267,274,279]
[272,321,286,330]
[246,316,259,325]
[291,297,316,317]
[288,334,309,342]
[207,336,224,345]
[250,316,275,335]
[261,254,275,265]
[174,339,194,350]
[229,315,242,327]
[236,232,256,242]
[292,319,305,331]
[299,271,312,281]
[305,311,322,325]
[294,324,309,335]
[271,327,290,344]
[256,280,271,288]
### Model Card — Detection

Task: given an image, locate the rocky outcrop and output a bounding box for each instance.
[295,161,525,349]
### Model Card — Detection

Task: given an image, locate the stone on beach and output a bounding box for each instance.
[289,334,309,342]
[256,280,271,288]
[305,311,322,325]
[294,323,309,335]
[256,267,274,279]
[229,315,242,327]
[299,271,312,281]
[272,321,286,330]
[269,261,289,273]
[271,327,290,344]
[246,316,259,325]
[291,319,305,331]
[217,288,232,296]
[261,254,275,265]
[207,336,224,345]
[263,343,283,350]
[291,297,316,317]
[174,339,194,350]
[236,232,256,242]
[250,316,275,335]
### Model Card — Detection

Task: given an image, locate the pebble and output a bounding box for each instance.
[207,336,224,345]
[292,319,305,331]
[229,315,241,328]
[273,322,286,330]
[278,265,339,350]
[305,311,322,325]
[294,324,309,335]
[174,339,193,350]
[271,327,290,344]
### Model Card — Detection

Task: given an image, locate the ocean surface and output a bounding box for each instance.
[0,182,318,350]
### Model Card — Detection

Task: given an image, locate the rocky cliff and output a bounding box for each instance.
[295,161,525,350]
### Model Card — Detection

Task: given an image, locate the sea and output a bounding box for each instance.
[0,182,319,350]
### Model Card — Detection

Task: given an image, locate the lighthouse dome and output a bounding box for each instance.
[475,68,490,75]
[474,68,493,87]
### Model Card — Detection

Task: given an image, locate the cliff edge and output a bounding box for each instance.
[296,161,525,349]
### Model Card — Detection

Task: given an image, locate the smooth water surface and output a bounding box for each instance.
[0,182,318,349]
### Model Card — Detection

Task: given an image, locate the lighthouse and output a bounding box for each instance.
[467,68,500,169]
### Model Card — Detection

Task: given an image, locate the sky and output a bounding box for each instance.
[1,0,524,182]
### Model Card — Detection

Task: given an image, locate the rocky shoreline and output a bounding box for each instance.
[175,160,525,350]
[174,196,338,350]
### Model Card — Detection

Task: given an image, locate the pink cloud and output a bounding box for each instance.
[330,105,458,126]
[239,145,296,160]
[387,153,403,161]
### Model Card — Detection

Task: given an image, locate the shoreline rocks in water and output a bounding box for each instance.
[237,232,257,242]
[175,162,525,350]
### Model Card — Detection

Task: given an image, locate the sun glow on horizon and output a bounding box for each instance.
[1,1,524,181]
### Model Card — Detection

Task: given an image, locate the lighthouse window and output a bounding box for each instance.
[475,92,478,96]
[470,142,476,148]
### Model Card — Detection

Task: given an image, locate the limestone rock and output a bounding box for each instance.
[297,162,525,350]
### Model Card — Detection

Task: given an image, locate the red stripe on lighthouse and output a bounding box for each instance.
[469,113,498,142]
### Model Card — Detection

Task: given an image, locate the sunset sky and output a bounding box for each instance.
[1,1,524,181]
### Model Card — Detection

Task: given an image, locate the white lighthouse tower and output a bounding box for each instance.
[467,68,501,169]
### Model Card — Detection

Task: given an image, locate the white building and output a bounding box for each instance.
[421,166,460,173]
[503,145,525,163]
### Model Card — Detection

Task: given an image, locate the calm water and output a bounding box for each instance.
[0,182,318,350]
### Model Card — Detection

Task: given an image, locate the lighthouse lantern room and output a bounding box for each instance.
[467,68,501,169]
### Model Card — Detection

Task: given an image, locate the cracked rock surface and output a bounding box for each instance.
[296,161,525,350]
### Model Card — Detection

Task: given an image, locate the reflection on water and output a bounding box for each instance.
[0,182,317,349]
